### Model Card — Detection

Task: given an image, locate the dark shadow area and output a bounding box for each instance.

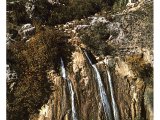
[141,95,147,120]
[54,38,75,73]
[82,48,98,64]
[7,1,31,25]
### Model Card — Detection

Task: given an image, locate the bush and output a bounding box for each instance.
[7,1,31,25]
[7,70,51,120]
[33,0,112,26]
[7,28,75,119]
[32,0,53,24]
[7,0,115,26]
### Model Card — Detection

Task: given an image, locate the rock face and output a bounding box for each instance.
[7,0,153,120]
[18,23,35,40]
[34,1,153,120]
[36,49,152,120]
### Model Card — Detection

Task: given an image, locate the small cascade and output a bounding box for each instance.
[67,80,77,120]
[60,58,78,120]
[60,58,67,79]
[107,70,119,120]
[105,58,119,120]
[83,51,112,120]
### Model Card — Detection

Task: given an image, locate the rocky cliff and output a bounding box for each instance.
[7,0,153,120]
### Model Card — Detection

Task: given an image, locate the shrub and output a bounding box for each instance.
[33,0,112,26]
[7,0,115,26]
[7,28,75,119]
[7,1,31,25]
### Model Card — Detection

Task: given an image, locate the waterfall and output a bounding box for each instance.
[68,80,77,120]
[60,58,78,120]
[105,58,119,120]
[107,69,119,120]
[83,51,112,120]
[60,58,67,79]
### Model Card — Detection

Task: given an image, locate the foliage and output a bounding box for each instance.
[7,28,74,119]
[7,0,117,26]
[32,0,53,24]
[32,0,112,26]
[7,1,31,25]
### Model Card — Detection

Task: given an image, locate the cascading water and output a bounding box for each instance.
[60,58,78,120]
[67,80,77,120]
[61,58,67,79]
[106,69,119,120]
[105,58,119,120]
[83,51,112,120]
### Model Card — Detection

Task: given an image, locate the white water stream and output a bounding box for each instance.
[60,58,78,120]
[106,68,119,120]
[83,51,112,120]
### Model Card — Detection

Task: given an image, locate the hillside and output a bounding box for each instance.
[7,0,153,120]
